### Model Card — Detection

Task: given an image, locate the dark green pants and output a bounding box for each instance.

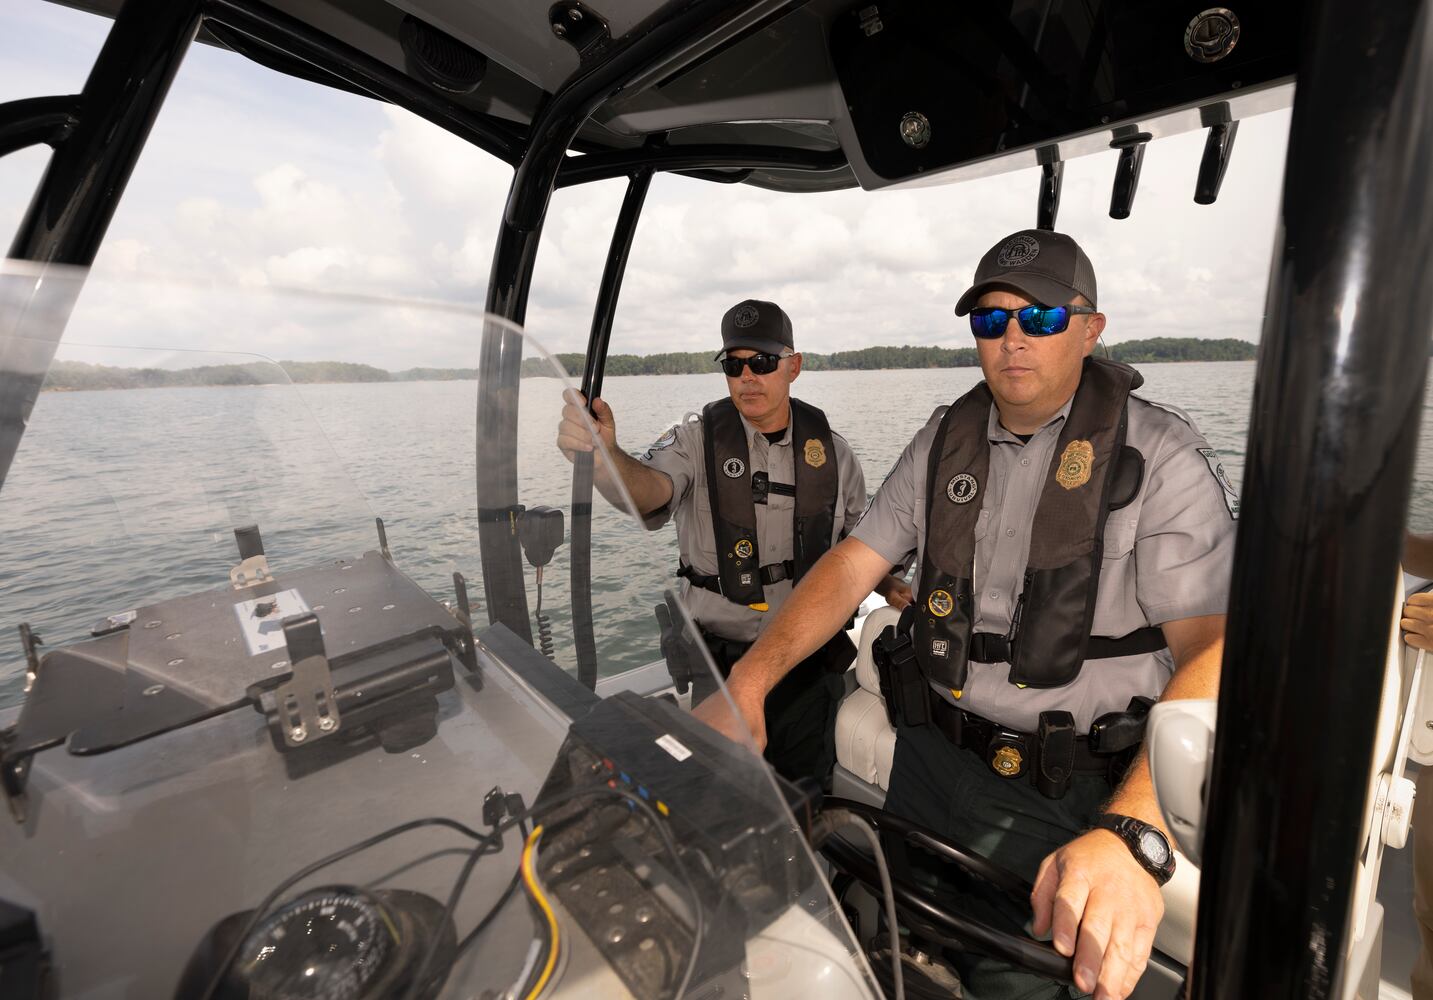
[694,634,847,786]
[884,723,1110,1000]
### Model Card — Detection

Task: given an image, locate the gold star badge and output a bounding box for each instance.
[804,438,827,469]
[1056,439,1095,490]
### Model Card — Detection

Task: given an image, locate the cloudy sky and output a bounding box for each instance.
[1,0,1293,371]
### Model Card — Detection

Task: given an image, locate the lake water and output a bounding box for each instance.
[6,360,1433,709]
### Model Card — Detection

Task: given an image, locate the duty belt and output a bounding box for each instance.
[678,560,796,594]
[928,696,1153,799]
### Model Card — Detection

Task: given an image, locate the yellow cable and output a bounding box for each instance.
[519,825,560,1000]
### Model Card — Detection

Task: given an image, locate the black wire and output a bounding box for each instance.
[453,867,523,958]
[198,816,492,1000]
[400,837,493,1000]
[199,785,702,1000]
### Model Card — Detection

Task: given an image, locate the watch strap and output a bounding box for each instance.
[1093,813,1175,886]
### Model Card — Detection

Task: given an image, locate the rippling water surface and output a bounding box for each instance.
[7,360,1433,707]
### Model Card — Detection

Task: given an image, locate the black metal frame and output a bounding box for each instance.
[554,143,845,188]
[202,0,523,164]
[0,96,83,159]
[571,167,654,689]
[1192,1,1433,997]
[1,0,203,490]
[476,0,804,639]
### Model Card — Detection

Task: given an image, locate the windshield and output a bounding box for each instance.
[0,260,875,1000]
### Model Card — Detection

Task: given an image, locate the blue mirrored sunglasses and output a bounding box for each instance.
[969,304,1097,339]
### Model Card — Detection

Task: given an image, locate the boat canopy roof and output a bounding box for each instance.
[48,0,1298,193]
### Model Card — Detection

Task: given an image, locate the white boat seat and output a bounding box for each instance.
[832,605,1199,968]
[835,605,901,789]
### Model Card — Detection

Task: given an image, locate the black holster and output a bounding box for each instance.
[655,590,703,695]
[872,606,930,728]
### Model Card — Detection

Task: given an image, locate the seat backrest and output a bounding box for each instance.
[853,605,901,695]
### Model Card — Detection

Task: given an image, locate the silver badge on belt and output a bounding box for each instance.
[947,473,978,504]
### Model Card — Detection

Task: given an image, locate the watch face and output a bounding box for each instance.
[1140,828,1172,866]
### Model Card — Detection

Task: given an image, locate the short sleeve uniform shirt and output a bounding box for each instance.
[850,393,1237,732]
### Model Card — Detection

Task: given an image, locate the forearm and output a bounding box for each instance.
[594,447,673,517]
[730,538,885,695]
[1106,624,1224,832]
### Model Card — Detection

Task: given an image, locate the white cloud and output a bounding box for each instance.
[2,0,1292,371]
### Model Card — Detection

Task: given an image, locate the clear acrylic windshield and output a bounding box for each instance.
[0,260,874,1000]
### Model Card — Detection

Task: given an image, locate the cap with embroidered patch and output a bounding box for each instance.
[954,230,1098,316]
[715,299,794,359]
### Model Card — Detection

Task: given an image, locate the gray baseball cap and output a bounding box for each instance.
[953,230,1098,316]
[715,299,794,359]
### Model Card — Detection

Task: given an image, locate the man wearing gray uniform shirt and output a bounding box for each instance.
[695,232,1234,1000]
[557,299,910,785]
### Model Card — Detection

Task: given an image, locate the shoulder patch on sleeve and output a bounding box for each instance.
[640,423,681,462]
[1197,446,1240,520]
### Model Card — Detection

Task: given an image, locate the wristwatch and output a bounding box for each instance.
[1092,813,1176,886]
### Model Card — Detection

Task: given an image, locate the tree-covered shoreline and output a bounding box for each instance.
[41,338,1255,391]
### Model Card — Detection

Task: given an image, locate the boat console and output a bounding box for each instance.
[0,305,876,999]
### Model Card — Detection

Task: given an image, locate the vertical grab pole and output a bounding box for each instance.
[476,0,790,642]
[0,0,203,491]
[571,167,654,690]
[1191,2,1433,998]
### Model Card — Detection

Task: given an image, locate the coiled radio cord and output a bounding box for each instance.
[533,566,555,660]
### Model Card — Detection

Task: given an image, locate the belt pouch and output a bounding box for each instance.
[1036,710,1077,799]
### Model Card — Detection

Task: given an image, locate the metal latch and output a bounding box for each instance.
[272,613,340,748]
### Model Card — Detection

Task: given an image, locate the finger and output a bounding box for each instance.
[562,388,587,407]
[591,397,615,428]
[1051,871,1090,959]
[556,417,593,441]
[1404,601,1433,620]
[1029,855,1060,938]
[1407,592,1433,607]
[1072,895,1114,995]
[1118,922,1158,998]
[1405,628,1433,652]
[1091,911,1135,1000]
[555,433,594,454]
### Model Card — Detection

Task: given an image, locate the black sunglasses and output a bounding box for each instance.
[719,352,786,377]
[969,303,1097,339]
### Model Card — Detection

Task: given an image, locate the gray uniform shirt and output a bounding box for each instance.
[851,392,1238,733]
[640,405,869,643]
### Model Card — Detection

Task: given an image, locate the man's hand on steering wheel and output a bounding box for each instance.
[1030,828,1165,1000]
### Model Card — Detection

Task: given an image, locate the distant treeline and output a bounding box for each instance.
[41,359,473,391]
[1107,338,1256,363]
[536,338,1256,376]
[40,338,1254,391]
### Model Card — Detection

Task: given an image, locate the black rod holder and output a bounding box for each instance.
[1194,111,1240,206]
[477,0,795,639]
[1191,1,1433,997]
[1036,145,1062,231]
[571,168,654,689]
[1107,128,1150,220]
[202,0,522,164]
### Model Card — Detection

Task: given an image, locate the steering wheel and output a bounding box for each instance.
[819,796,1076,983]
